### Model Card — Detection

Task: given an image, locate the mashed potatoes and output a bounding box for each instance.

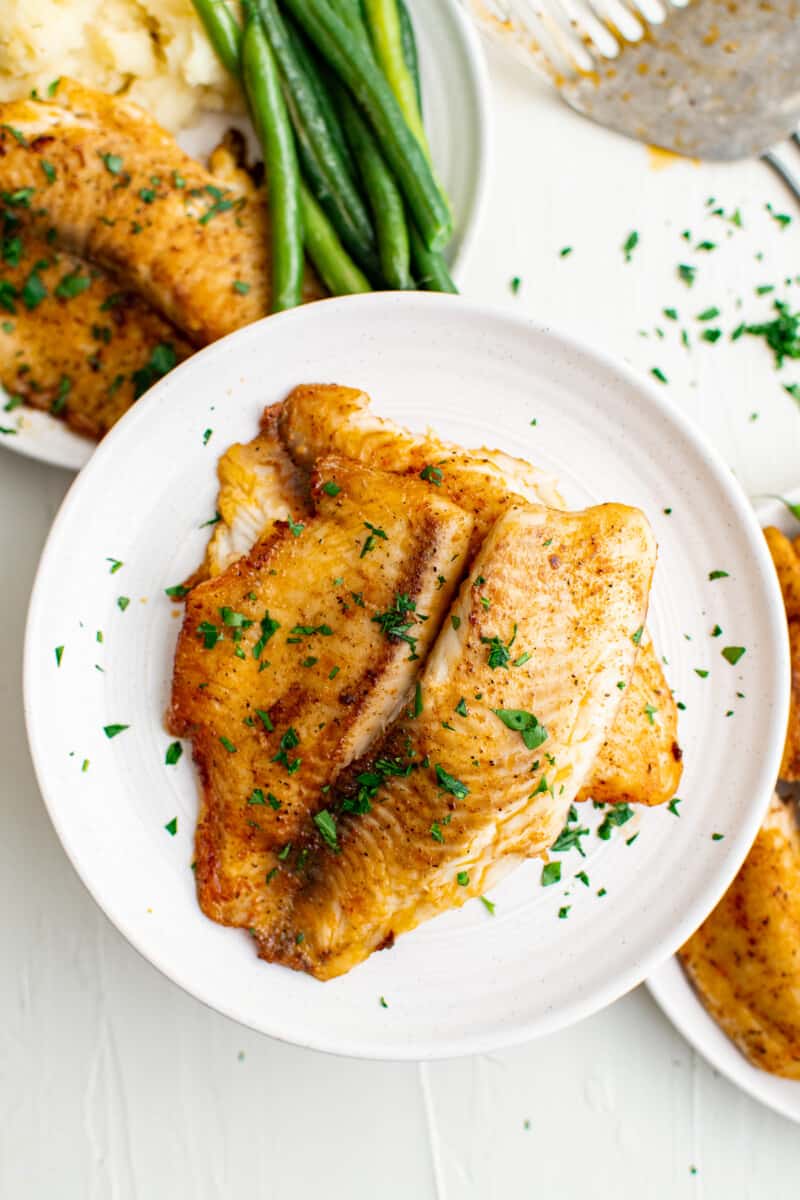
[0,0,243,131]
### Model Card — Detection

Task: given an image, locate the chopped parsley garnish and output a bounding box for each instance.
[287,517,304,537]
[622,230,639,262]
[701,329,722,343]
[450,614,461,631]
[558,906,570,920]
[697,306,720,321]
[651,367,668,384]
[55,271,91,300]
[165,583,190,599]
[314,809,339,850]
[576,871,590,887]
[55,645,64,666]
[103,723,129,739]
[712,832,724,841]
[435,764,469,800]
[667,797,681,816]
[277,843,292,861]
[372,593,422,658]
[360,520,387,557]
[480,623,517,669]
[272,726,301,774]
[430,821,444,844]
[50,374,71,414]
[100,153,124,175]
[631,626,644,645]
[290,623,333,637]
[711,624,722,637]
[721,645,745,665]
[663,308,678,321]
[510,276,521,293]
[165,741,183,765]
[743,301,800,367]
[455,697,468,718]
[219,736,237,754]
[40,160,56,184]
[479,896,496,915]
[420,464,443,486]
[694,668,709,678]
[696,240,716,252]
[597,804,633,840]
[232,279,250,294]
[766,202,791,228]
[560,246,572,257]
[321,480,341,496]
[132,342,177,398]
[550,822,589,856]
[492,708,548,750]
[379,995,388,1007]
[541,861,561,886]
[253,611,280,659]
[414,680,423,718]
[644,703,658,725]
[202,428,213,445]
[164,817,178,836]
[22,269,47,310]
[456,871,469,886]
[301,656,317,668]
[117,596,130,611]
[709,569,729,580]
[256,710,273,731]
[677,263,696,287]
[106,557,123,573]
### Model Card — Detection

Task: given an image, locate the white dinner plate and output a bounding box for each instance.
[24,293,789,1060]
[0,0,490,473]
[647,488,800,1125]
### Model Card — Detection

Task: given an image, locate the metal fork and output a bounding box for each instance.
[465,0,800,198]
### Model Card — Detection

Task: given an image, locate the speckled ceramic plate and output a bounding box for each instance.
[0,0,491,472]
[647,488,800,1125]
[23,292,789,1059]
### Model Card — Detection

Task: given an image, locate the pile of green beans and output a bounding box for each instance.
[191,0,456,312]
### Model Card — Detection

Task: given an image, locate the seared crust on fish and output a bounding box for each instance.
[168,455,473,936]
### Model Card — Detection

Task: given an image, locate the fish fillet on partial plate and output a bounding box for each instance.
[207,390,681,807]
[168,456,473,938]
[0,81,321,345]
[679,795,800,1079]
[0,232,192,438]
[257,499,657,979]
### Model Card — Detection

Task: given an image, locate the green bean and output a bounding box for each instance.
[241,2,304,311]
[409,220,457,293]
[362,0,428,158]
[300,183,371,294]
[281,0,451,251]
[284,15,357,180]
[190,0,242,77]
[255,0,377,274]
[396,0,422,116]
[337,86,411,290]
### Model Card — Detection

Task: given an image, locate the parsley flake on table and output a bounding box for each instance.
[667,797,682,816]
[103,723,129,738]
[202,428,213,445]
[479,896,496,915]
[576,870,590,887]
[55,645,64,666]
[743,301,800,367]
[117,596,130,611]
[722,645,746,665]
[622,231,639,262]
[766,202,791,228]
[712,832,725,841]
[164,817,178,836]
[558,906,570,919]
[510,276,521,294]
[597,804,633,840]
[541,861,561,887]
[165,741,183,766]
[711,624,722,637]
[694,668,709,678]
[677,263,696,286]
[709,569,729,580]
[651,367,668,384]
[379,996,388,1008]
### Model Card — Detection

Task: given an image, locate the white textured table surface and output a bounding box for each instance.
[3,44,800,1199]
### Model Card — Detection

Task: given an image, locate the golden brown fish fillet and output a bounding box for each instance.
[195,404,311,583]
[278,383,566,553]
[169,455,473,935]
[0,231,191,438]
[278,384,681,806]
[258,499,657,979]
[577,635,682,806]
[783,620,800,781]
[764,526,800,622]
[0,80,320,345]
[679,795,800,1079]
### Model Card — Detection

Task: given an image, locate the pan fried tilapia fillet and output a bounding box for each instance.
[0,80,320,345]
[211,390,681,807]
[168,455,473,935]
[0,231,192,438]
[679,795,800,1079]
[258,500,657,979]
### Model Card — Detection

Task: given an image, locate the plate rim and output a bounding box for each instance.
[23,292,791,1059]
[646,487,800,1122]
[0,0,492,473]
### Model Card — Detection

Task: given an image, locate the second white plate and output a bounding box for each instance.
[647,489,800,1125]
[1,0,491,472]
[24,293,789,1059]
